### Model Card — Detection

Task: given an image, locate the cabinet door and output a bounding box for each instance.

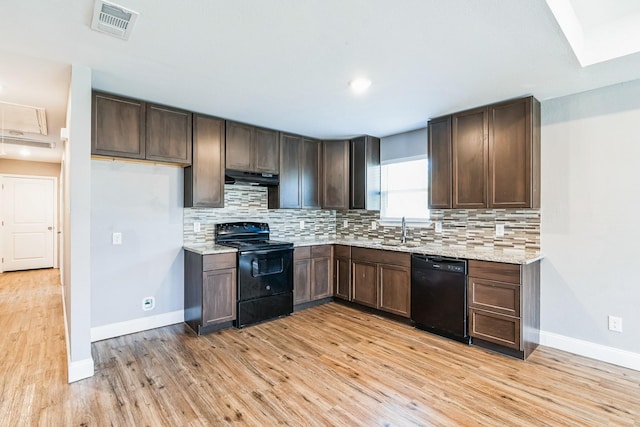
[254,127,279,173]
[310,256,331,300]
[294,258,311,304]
[278,134,302,208]
[92,92,146,159]
[146,104,192,165]
[301,138,322,209]
[226,121,253,171]
[452,107,488,208]
[202,268,236,325]
[428,116,452,209]
[350,136,381,211]
[185,114,225,208]
[352,260,377,308]
[322,140,349,210]
[379,264,411,318]
[334,257,351,300]
[488,97,532,208]
[350,137,366,209]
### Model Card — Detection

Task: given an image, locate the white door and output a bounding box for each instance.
[1,176,55,271]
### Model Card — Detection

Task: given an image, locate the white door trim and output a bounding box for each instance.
[0,174,58,273]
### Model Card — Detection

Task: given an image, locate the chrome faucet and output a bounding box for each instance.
[401,216,407,244]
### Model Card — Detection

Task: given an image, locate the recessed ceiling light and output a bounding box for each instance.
[19,148,30,157]
[349,77,372,94]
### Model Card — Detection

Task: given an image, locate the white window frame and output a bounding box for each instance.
[378,156,431,227]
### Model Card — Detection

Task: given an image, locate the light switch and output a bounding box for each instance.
[112,232,122,245]
[435,222,443,233]
[496,224,505,237]
[300,220,305,229]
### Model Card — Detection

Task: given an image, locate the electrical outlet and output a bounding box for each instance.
[300,220,305,229]
[496,224,505,237]
[371,221,377,230]
[194,222,201,232]
[112,232,122,245]
[608,315,623,332]
[343,220,348,228]
[435,222,443,233]
[142,297,155,311]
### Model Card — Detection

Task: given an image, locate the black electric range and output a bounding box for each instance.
[215,222,293,327]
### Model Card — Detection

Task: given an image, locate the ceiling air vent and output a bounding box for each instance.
[91,0,139,40]
[0,101,48,136]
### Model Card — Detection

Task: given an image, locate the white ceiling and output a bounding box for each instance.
[1,0,640,163]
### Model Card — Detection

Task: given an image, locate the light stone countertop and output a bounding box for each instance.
[185,239,543,265]
[183,243,238,255]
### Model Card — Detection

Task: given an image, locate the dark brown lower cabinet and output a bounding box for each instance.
[333,245,351,301]
[184,250,237,335]
[379,263,411,317]
[468,259,540,359]
[293,245,332,307]
[352,261,378,308]
[351,248,411,318]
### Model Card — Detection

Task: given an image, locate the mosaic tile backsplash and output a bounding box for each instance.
[184,185,539,250]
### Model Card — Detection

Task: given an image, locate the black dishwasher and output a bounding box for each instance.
[411,254,470,344]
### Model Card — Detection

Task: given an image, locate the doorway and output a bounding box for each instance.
[1,175,57,272]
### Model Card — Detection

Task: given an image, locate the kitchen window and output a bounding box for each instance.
[380,157,430,224]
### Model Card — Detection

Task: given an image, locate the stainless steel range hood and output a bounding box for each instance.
[225,169,279,186]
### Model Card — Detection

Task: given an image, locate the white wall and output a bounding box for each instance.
[64,64,94,382]
[90,160,184,339]
[541,79,640,364]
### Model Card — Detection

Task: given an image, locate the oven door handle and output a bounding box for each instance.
[238,249,291,256]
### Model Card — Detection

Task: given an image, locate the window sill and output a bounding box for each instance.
[378,219,432,228]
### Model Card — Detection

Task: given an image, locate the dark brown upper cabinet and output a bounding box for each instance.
[452,106,488,209]
[269,133,322,209]
[429,96,540,209]
[92,92,146,160]
[92,91,192,166]
[322,140,350,210]
[428,116,452,209]
[146,104,192,165]
[350,136,380,211]
[301,137,323,209]
[225,121,279,174]
[184,114,225,208]
[488,97,540,208]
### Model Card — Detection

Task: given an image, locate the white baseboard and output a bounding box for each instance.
[68,357,95,383]
[91,310,185,342]
[61,282,95,383]
[540,330,640,371]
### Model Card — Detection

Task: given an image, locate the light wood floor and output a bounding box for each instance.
[2,270,639,426]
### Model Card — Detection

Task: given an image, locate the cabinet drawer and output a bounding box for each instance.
[334,245,351,258]
[294,247,311,260]
[468,260,521,284]
[311,245,331,258]
[469,308,521,350]
[468,277,520,317]
[203,253,236,271]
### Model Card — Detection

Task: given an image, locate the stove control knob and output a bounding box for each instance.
[266,285,271,290]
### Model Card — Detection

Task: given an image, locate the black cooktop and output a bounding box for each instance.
[218,239,293,251]
[215,222,293,252]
